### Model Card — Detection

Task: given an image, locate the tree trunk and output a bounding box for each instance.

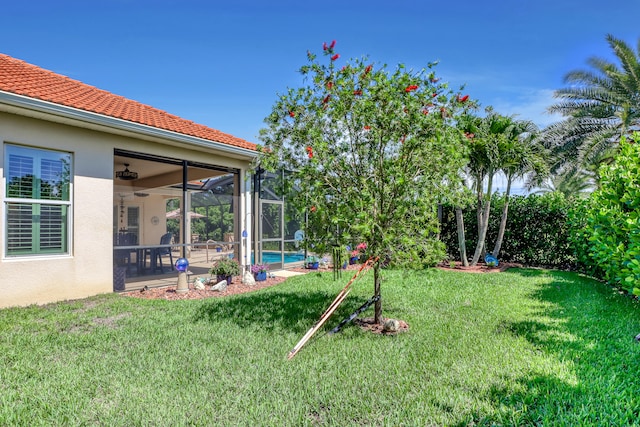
[492,175,512,258]
[471,172,494,265]
[373,264,382,324]
[436,203,443,240]
[455,206,468,266]
[475,177,483,244]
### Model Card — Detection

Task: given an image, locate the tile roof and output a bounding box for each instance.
[0,54,256,151]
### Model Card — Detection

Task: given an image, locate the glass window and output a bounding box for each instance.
[4,144,72,256]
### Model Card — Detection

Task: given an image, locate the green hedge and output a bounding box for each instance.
[571,135,640,294]
[440,192,576,268]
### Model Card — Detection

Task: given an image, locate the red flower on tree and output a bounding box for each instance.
[310,205,317,212]
[326,81,333,90]
[330,40,336,49]
[364,64,372,74]
[405,85,419,93]
[289,111,295,118]
[353,89,362,96]
[322,95,331,104]
[364,125,371,130]
[331,54,340,61]
[323,42,328,51]
[306,146,314,159]
[457,94,469,103]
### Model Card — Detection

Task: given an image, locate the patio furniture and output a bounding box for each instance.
[206,239,227,261]
[154,232,174,273]
[114,232,137,275]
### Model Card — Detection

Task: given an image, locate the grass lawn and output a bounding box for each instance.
[1,268,639,425]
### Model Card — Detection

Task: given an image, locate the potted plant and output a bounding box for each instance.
[209,257,240,285]
[251,263,269,282]
[340,246,352,269]
[349,249,360,265]
[350,242,367,264]
[305,255,320,270]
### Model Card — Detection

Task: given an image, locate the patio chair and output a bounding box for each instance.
[114,232,137,275]
[155,232,174,273]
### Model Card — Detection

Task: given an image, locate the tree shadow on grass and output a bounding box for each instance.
[482,269,640,424]
[192,289,367,334]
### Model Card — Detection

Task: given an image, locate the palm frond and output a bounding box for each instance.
[547,34,640,174]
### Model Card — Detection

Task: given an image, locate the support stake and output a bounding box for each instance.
[328,294,380,335]
[287,256,378,360]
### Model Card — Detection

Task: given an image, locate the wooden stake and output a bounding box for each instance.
[287,289,351,360]
[287,256,378,360]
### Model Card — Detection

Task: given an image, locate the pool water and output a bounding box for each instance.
[251,251,305,264]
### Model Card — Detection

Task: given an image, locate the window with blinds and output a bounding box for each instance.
[4,144,72,256]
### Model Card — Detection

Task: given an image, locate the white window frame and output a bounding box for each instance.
[3,143,73,258]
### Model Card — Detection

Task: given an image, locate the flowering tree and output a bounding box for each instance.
[258,41,472,323]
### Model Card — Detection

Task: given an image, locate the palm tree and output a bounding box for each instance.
[491,121,546,258]
[545,34,640,174]
[460,110,517,265]
[534,167,595,199]
[457,112,495,266]
[459,110,547,265]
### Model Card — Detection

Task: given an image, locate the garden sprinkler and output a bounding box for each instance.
[175,258,189,294]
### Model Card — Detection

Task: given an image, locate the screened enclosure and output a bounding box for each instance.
[113,149,241,287]
[253,169,305,270]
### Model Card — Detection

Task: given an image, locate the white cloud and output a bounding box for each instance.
[489,88,563,129]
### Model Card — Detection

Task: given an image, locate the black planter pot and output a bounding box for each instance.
[216,275,232,285]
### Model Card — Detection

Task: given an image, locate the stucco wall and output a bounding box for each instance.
[0,112,252,308]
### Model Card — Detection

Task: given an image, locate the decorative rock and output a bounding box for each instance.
[242,271,256,286]
[193,277,206,290]
[383,318,400,333]
[211,280,228,292]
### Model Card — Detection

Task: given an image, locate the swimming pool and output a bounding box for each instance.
[251,251,305,264]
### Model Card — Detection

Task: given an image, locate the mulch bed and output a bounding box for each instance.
[436,261,522,274]
[121,275,287,300]
[121,263,363,301]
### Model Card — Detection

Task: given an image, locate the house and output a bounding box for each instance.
[0,53,258,308]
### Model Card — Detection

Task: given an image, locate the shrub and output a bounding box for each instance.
[440,192,575,268]
[576,133,640,293]
[566,198,601,276]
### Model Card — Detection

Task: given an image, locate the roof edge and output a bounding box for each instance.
[0,90,259,159]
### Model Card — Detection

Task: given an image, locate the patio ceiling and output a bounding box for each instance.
[114,155,228,196]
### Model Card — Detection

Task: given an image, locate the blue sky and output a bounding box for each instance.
[2,0,639,148]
